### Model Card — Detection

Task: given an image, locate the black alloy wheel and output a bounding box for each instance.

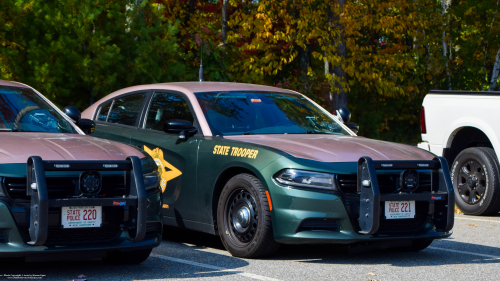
[457,159,486,205]
[217,173,279,258]
[451,147,500,215]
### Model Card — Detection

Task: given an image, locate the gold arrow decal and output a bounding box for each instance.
[144,145,182,193]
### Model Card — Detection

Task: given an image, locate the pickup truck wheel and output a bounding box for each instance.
[103,248,152,265]
[217,173,280,258]
[451,147,500,215]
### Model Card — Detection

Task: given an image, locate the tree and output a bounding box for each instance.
[0,0,184,109]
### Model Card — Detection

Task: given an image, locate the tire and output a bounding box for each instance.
[451,147,500,216]
[217,173,280,258]
[398,239,433,252]
[103,248,152,265]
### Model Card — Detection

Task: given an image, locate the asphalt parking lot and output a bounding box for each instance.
[2,213,500,281]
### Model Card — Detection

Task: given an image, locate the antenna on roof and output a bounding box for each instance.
[199,58,204,82]
[199,26,204,82]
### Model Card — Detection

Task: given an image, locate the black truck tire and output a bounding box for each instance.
[451,147,500,215]
[103,248,152,265]
[217,173,280,258]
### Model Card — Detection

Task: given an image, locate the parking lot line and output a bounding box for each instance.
[151,254,282,281]
[455,217,500,223]
[429,247,500,259]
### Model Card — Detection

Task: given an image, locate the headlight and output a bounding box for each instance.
[143,170,160,191]
[274,169,336,190]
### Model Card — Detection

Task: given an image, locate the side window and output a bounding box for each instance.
[107,93,147,126]
[97,101,112,121]
[145,92,194,131]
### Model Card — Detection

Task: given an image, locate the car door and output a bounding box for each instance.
[93,91,149,144]
[130,91,201,225]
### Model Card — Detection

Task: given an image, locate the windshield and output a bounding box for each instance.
[0,86,76,133]
[195,91,350,136]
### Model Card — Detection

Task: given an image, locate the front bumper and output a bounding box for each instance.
[265,157,454,244]
[0,156,162,260]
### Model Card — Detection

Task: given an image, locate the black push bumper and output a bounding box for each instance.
[357,156,454,235]
[26,156,147,246]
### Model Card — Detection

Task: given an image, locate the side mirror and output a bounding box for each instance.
[63,106,81,123]
[345,122,359,134]
[78,119,95,135]
[164,120,198,136]
[337,107,351,123]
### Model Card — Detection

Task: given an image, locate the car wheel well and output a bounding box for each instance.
[212,167,257,234]
[446,127,493,166]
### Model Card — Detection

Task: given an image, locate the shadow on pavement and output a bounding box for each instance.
[161,226,500,267]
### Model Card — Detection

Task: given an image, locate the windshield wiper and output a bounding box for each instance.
[243,132,255,135]
[0,128,23,132]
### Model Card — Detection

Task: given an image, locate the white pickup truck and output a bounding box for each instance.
[418,90,500,216]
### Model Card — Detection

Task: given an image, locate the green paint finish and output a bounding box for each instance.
[91,124,451,244]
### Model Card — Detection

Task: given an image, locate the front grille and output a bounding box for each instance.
[297,219,339,232]
[24,206,124,245]
[337,172,432,194]
[3,175,126,201]
[0,230,7,243]
[45,224,121,244]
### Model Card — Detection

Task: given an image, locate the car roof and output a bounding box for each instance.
[0,79,30,88]
[82,82,301,129]
[93,81,297,104]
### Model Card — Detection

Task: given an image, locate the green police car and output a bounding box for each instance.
[0,80,162,263]
[82,82,454,258]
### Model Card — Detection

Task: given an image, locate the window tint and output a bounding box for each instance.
[107,93,146,126]
[145,92,194,131]
[97,102,112,121]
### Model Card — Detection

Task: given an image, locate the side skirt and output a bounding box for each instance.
[163,217,216,235]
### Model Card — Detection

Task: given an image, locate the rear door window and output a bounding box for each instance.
[144,92,194,131]
[106,93,147,126]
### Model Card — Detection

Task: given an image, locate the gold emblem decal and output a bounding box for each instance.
[144,145,182,192]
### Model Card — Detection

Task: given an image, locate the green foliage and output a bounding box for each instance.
[0,0,184,109]
[2,0,499,144]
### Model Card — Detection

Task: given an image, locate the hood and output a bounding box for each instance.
[0,133,143,164]
[224,134,434,162]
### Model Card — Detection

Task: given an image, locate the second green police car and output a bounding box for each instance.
[81,82,454,258]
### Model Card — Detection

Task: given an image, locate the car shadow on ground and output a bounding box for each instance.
[162,226,500,267]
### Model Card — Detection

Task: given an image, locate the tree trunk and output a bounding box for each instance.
[220,0,229,81]
[294,1,310,82]
[221,0,229,46]
[189,0,195,14]
[481,0,498,90]
[489,48,500,91]
[441,0,451,90]
[329,0,347,111]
